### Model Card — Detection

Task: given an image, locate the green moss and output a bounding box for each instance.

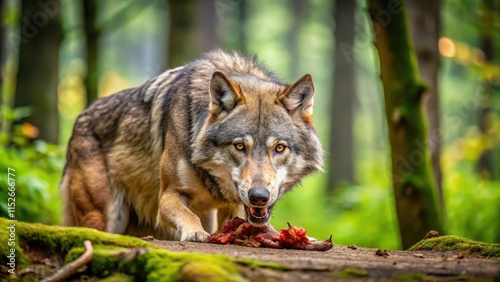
[177,260,245,282]
[145,251,243,281]
[236,258,289,270]
[396,273,433,281]
[409,235,500,258]
[100,273,134,282]
[66,246,245,281]
[332,267,368,278]
[2,217,153,252]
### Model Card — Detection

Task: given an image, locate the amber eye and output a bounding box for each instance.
[234,143,245,151]
[275,144,286,153]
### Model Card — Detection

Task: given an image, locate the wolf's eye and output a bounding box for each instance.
[275,144,286,153]
[234,143,245,152]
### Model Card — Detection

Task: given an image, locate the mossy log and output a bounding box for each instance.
[0,218,251,281]
[410,235,500,258]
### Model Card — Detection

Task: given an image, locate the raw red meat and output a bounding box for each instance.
[206,217,333,251]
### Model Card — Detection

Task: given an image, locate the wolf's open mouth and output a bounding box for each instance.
[245,204,273,225]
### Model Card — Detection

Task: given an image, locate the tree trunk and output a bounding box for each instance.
[407,0,445,216]
[367,0,444,249]
[198,0,218,52]
[167,0,199,68]
[14,0,63,144]
[237,0,247,53]
[328,0,356,192]
[287,0,306,80]
[82,0,100,106]
[476,0,499,181]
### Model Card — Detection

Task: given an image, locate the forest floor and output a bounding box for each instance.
[146,238,500,281]
[2,217,499,281]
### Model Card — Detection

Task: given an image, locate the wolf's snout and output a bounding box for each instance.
[248,188,270,206]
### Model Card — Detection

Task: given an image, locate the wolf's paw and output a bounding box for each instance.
[181,230,210,242]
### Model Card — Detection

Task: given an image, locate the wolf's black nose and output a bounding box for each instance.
[248,188,270,206]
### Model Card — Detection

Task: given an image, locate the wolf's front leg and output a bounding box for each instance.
[156,189,210,242]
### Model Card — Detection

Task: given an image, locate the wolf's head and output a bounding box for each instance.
[192,71,324,225]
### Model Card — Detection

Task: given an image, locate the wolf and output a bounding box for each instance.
[61,50,324,242]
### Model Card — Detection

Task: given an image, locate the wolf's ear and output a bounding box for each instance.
[279,74,315,122]
[209,71,245,118]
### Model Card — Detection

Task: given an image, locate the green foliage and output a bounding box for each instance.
[445,167,500,243]
[0,106,31,146]
[0,119,65,225]
[271,166,401,250]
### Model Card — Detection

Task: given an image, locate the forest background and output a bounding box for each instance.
[1,0,499,250]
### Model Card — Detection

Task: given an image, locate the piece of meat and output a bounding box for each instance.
[206,217,333,251]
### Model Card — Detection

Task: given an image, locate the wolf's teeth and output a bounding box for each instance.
[249,207,268,219]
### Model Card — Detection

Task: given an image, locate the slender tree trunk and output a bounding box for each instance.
[82,0,99,106]
[328,0,356,192]
[367,0,444,249]
[14,0,63,144]
[167,0,199,68]
[407,0,444,216]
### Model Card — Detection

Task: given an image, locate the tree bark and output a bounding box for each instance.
[14,0,63,144]
[367,0,444,249]
[82,0,99,106]
[407,0,444,216]
[328,0,356,192]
